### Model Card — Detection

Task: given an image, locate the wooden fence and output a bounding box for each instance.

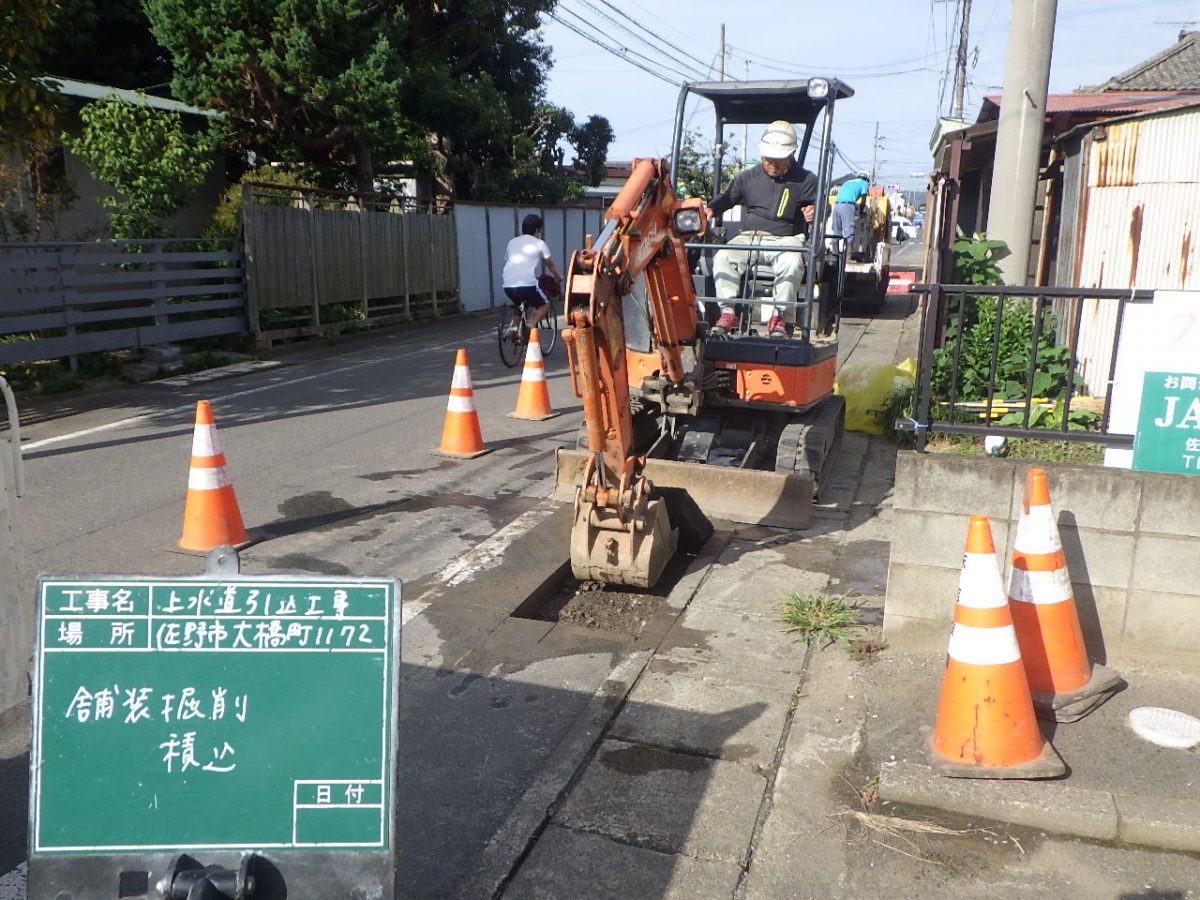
[242,184,459,344]
[0,239,245,367]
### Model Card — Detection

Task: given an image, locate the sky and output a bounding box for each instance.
[538,0,1200,192]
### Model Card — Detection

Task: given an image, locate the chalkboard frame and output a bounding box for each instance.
[27,572,401,899]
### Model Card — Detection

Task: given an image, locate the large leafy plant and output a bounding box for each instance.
[931,234,1083,416]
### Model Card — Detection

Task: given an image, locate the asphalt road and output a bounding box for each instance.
[1,306,886,898]
[13,316,574,588]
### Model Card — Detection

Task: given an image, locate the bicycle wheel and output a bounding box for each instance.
[538,308,558,356]
[497,306,524,368]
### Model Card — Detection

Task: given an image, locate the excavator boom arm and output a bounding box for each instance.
[560,158,707,586]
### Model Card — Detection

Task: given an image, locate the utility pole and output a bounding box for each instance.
[718,24,725,80]
[951,0,973,119]
[742,60,749,166]
[870,122,883,183]
[715,24,726,186]
[988,0,1057,284]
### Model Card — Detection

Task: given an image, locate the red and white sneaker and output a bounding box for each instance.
[711,312,738,336]
[767,315,789,338]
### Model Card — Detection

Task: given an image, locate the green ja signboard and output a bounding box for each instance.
[30,576,399,855]
[1132,370,1200,475]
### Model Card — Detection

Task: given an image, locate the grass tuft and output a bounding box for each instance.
[778,592,860,645]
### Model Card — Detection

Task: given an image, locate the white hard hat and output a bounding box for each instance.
[759,120,798,160]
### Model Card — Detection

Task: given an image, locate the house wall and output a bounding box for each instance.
[3,105,225,242]
[884,451,1200,673]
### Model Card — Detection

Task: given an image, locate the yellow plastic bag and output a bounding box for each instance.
[833,358,916,435]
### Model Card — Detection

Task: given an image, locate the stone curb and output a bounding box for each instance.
[878,760,1119,840]
[878,759,1200,852]
[1115,794,1200,854]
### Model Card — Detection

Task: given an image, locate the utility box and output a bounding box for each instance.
[28,574,400,899]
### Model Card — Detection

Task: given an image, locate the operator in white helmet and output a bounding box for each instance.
[705,120,818,338]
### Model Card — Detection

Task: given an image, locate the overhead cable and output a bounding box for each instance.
[554,5,699,84]
[548,10,684,85]
[574,0,713,80]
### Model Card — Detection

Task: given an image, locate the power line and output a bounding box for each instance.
[555,4,702,82]
[576,0,714,79]
[833,143,864,174]
[727,43,952,75]
[613,0,715,60]
[548,9,687,85]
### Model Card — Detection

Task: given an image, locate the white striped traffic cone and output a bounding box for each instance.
[433,349,490,458]
[179,400,249,551]
[929,515,1064,778]
[508,329,559,421]
[1008,468,1123,722]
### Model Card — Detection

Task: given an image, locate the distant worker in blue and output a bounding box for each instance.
[833,171,871,246]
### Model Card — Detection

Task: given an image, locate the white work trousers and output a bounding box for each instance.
[712,231,807,324]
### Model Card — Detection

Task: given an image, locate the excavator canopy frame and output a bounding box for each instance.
[669,79,854,193]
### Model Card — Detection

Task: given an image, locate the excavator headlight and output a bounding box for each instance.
[673,208,703,235]
[807,77,830,100]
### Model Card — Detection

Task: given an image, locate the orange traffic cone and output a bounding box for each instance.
[929,515,1064,779]
[1008,468,1123,722]
[508,329,559,421]
[433,349,490,458]
[179,400,249,552]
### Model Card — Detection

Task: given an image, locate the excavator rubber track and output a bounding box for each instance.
[775,394,846,499]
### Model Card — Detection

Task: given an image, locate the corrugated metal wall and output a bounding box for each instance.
[454,203,605,312]
[1067,107,1200,393]
[1077,108,1200,290]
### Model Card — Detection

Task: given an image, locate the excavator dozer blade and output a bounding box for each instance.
[571,496,677,588]
[553,449,813,531]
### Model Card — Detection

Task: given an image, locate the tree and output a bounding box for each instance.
[0,0,61,151]
[64,96,224,238]
[674,128,741,201]
[571,115,613,187]
[0,0,76,240]
[143,0,416,195]
[44,0,171,91]
[401,0,556,199]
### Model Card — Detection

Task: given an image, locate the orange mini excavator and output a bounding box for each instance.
[555,78,853,588]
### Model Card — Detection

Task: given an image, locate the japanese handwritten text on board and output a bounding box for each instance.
[31,577,398,855]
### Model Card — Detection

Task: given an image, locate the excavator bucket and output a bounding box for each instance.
[570,495,677,588]
[553,449,813,531]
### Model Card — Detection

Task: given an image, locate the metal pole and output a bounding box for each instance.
[718,24,725,81]
[988,0,1058,285]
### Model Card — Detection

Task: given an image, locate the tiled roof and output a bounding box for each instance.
[1089,30,1200,91]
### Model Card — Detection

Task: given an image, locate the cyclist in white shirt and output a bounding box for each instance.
[502,214,563,333]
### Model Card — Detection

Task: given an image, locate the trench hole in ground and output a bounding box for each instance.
[510,551,697,638]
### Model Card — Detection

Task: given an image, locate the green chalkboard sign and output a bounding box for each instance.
[30,576,399,855]
[1132,371,1200,475]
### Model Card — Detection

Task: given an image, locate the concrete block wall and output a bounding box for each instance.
[884,451,1200,672]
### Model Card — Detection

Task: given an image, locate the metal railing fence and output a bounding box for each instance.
[902,283,1155,451]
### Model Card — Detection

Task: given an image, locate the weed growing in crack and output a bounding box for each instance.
[778,592,860,646]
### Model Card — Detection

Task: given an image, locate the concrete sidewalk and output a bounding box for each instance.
[470,296,1200,899]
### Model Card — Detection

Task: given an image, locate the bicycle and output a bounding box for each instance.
[497,278,559,367]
